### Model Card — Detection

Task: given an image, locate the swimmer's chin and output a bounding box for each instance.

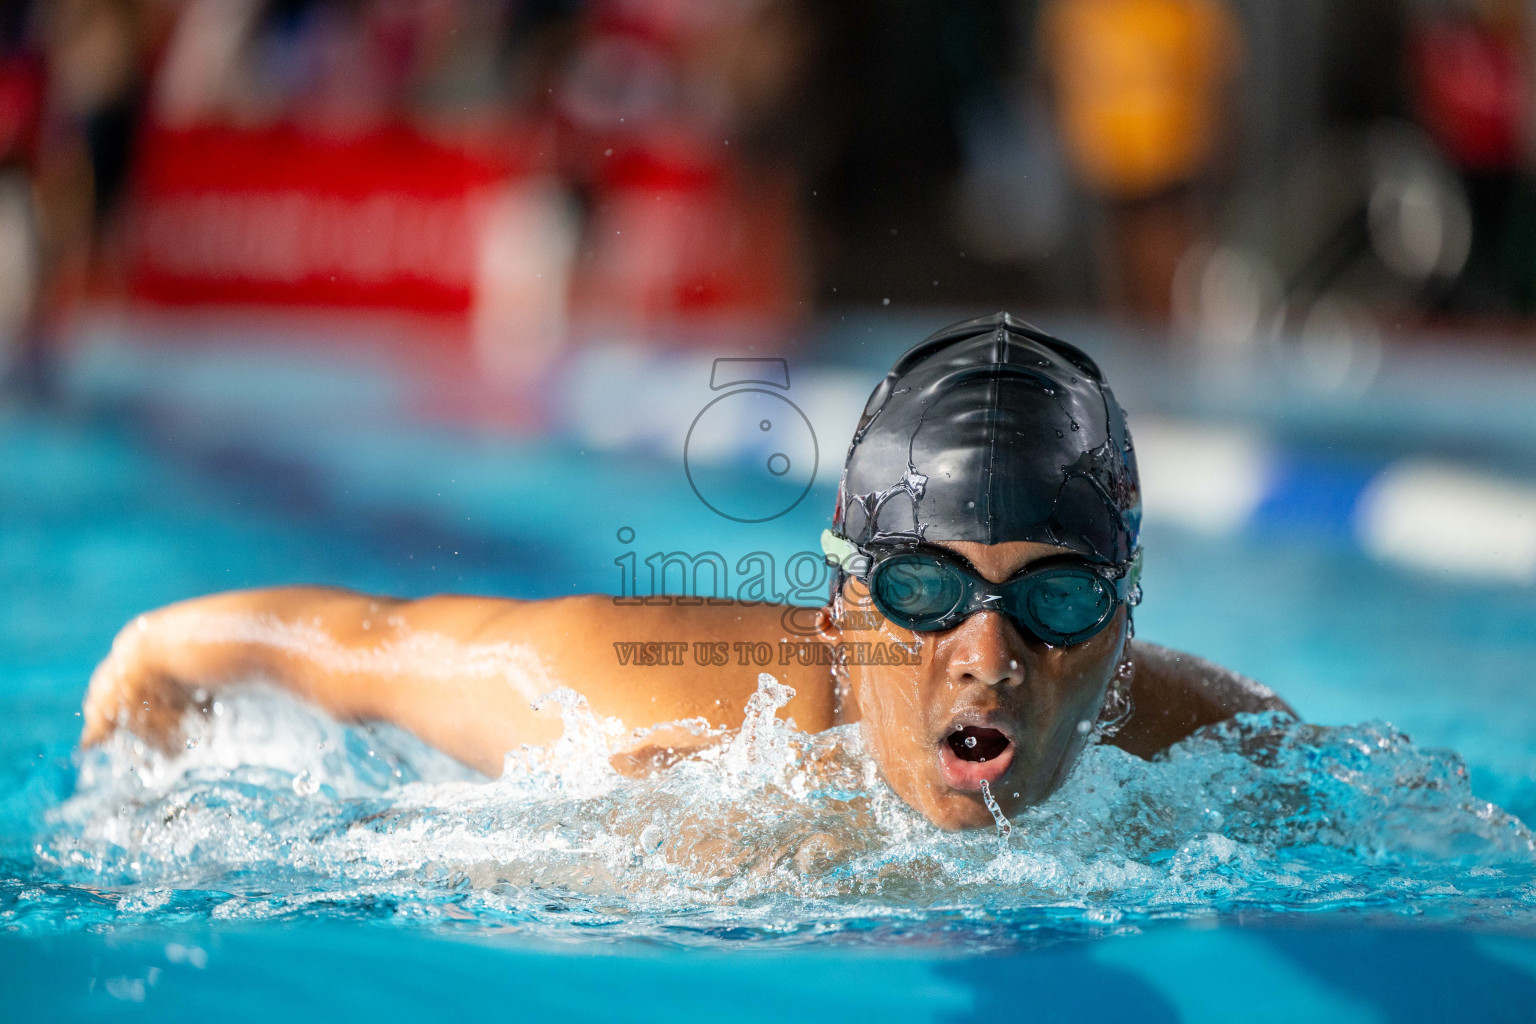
[921,789,1015,831]
[894,719,1015,829]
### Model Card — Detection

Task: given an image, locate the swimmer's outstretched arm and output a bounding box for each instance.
[81,587,831,774]
[81,587,564,773]
[1112,642,1296,758]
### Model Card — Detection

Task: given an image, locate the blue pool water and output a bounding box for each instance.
[3,328,1536,1022]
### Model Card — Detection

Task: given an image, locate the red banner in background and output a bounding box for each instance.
[128,124,528,314]
[1411,20,1529,172]
[125,119,803,369]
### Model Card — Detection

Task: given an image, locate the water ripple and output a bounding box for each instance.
[11,675,1535,949]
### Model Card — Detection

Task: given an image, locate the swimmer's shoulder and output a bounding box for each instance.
[1112,640,1294,758]
[477,594,838,735]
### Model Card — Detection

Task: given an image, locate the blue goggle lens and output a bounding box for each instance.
[872,556,965,627]
[1019,570,1114,641]
[868,553,1117,643]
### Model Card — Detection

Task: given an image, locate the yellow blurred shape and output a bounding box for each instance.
[1045,0,1240,198]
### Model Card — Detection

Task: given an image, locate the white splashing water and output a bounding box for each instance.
[979,780,1012,839]
[24,674,1536,948]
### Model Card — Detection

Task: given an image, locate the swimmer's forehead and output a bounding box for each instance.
[929,540,1081,582]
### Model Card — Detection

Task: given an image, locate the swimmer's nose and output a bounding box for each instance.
[945,611,1026,690]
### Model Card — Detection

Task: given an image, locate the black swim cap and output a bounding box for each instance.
[832,312,1141,564]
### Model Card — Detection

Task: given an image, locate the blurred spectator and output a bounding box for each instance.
[7,0,1536,388]
[1042,0,1242,319]
[39,0,160,290]
[0,0,44,393]
[0,0,167,396]
[129,0,817,384]
[555,0,816,344]
[140,0,583,390]
[1408,0,1536,315]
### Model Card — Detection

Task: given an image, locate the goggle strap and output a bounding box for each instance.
[821,529,863,573]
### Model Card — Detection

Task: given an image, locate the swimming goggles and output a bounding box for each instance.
[822,530,1141,646]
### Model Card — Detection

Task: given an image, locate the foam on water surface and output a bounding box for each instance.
[9,673,1536,949]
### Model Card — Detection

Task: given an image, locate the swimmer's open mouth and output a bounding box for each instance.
[938,724,1015,791]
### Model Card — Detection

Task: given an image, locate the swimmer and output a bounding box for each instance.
[80,313,1292,830]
